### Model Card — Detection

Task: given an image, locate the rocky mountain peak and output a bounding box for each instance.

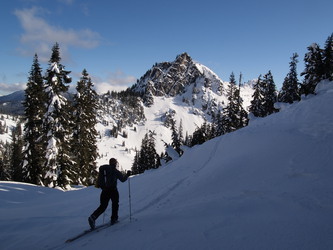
[131,52,203,99]
[174,52,191,65]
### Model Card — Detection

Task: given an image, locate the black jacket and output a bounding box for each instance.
[97,164,128,189]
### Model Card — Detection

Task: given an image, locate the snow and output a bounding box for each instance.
[195,62,222,82]
[1,80,333,249]
[0,116,18,143]
[95,95,209,170]
[51,63,60,74]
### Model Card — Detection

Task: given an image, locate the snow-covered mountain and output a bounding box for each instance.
[1,80,332,249]
[132,52,225,97]
[96,53,254,169]
[131,52,253,112]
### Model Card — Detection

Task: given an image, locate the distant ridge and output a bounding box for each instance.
[0,90,25,115]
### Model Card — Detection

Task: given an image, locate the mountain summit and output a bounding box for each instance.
[132,52,226,99]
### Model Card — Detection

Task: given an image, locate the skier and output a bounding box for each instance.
[88,158,131,229]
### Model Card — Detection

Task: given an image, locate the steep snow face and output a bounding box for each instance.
[0,81,332,250]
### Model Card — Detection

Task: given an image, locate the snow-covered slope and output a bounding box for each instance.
[1,80,332,249]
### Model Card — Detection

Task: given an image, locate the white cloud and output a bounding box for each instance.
[0,82,26,96]
[91,71,137,94]
[14,7,101,62]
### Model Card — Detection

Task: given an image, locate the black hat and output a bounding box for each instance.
[109,158,117,165]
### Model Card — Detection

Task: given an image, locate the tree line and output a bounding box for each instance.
[0,43,99,189]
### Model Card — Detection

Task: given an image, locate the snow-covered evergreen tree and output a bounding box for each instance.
[42,43,73,189]
[279,53,300,103]
[72,69,98,186]
[22,54,47,185]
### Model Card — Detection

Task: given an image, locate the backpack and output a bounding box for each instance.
[98,165,117,189]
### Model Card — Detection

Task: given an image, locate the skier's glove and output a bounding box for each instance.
[127,171,132,176]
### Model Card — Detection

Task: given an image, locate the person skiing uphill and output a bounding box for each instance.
[88,158,131,229]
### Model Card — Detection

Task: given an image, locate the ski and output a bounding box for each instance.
[65,222,112,243]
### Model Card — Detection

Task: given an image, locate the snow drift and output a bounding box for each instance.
[0,81,333,249]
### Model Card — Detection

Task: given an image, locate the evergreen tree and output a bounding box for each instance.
[11,122,24,182]
[42,43,73,189]
[184,131,192,147]
[0,157,6,180]
[250,72,277,117]
[223,72,248,133]
[0,142,12,181]
[133,131,160,173]
[300,43,324,95]
[262,71,278,116]
[214,110,225,137]
[235,73,249,128]
[131,150,140,175]
[222,73,237,133]
[191,125,206,146]
[191,121,213,146]
[170,118,182,155]
[279,53,300,103]
[147,131,161,169]
[72,69,99,186]
[22,54,47,185]
[249,75,265,117]
[178,119,184,145]
[322,33,333,81]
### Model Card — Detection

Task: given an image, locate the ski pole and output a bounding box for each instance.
[128,176,132,222]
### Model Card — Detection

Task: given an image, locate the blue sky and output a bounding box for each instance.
[0,0,332,95]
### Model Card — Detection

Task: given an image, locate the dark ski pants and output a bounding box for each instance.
[91,188,119,221]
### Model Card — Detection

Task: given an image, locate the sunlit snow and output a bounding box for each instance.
[0,81,332,249]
